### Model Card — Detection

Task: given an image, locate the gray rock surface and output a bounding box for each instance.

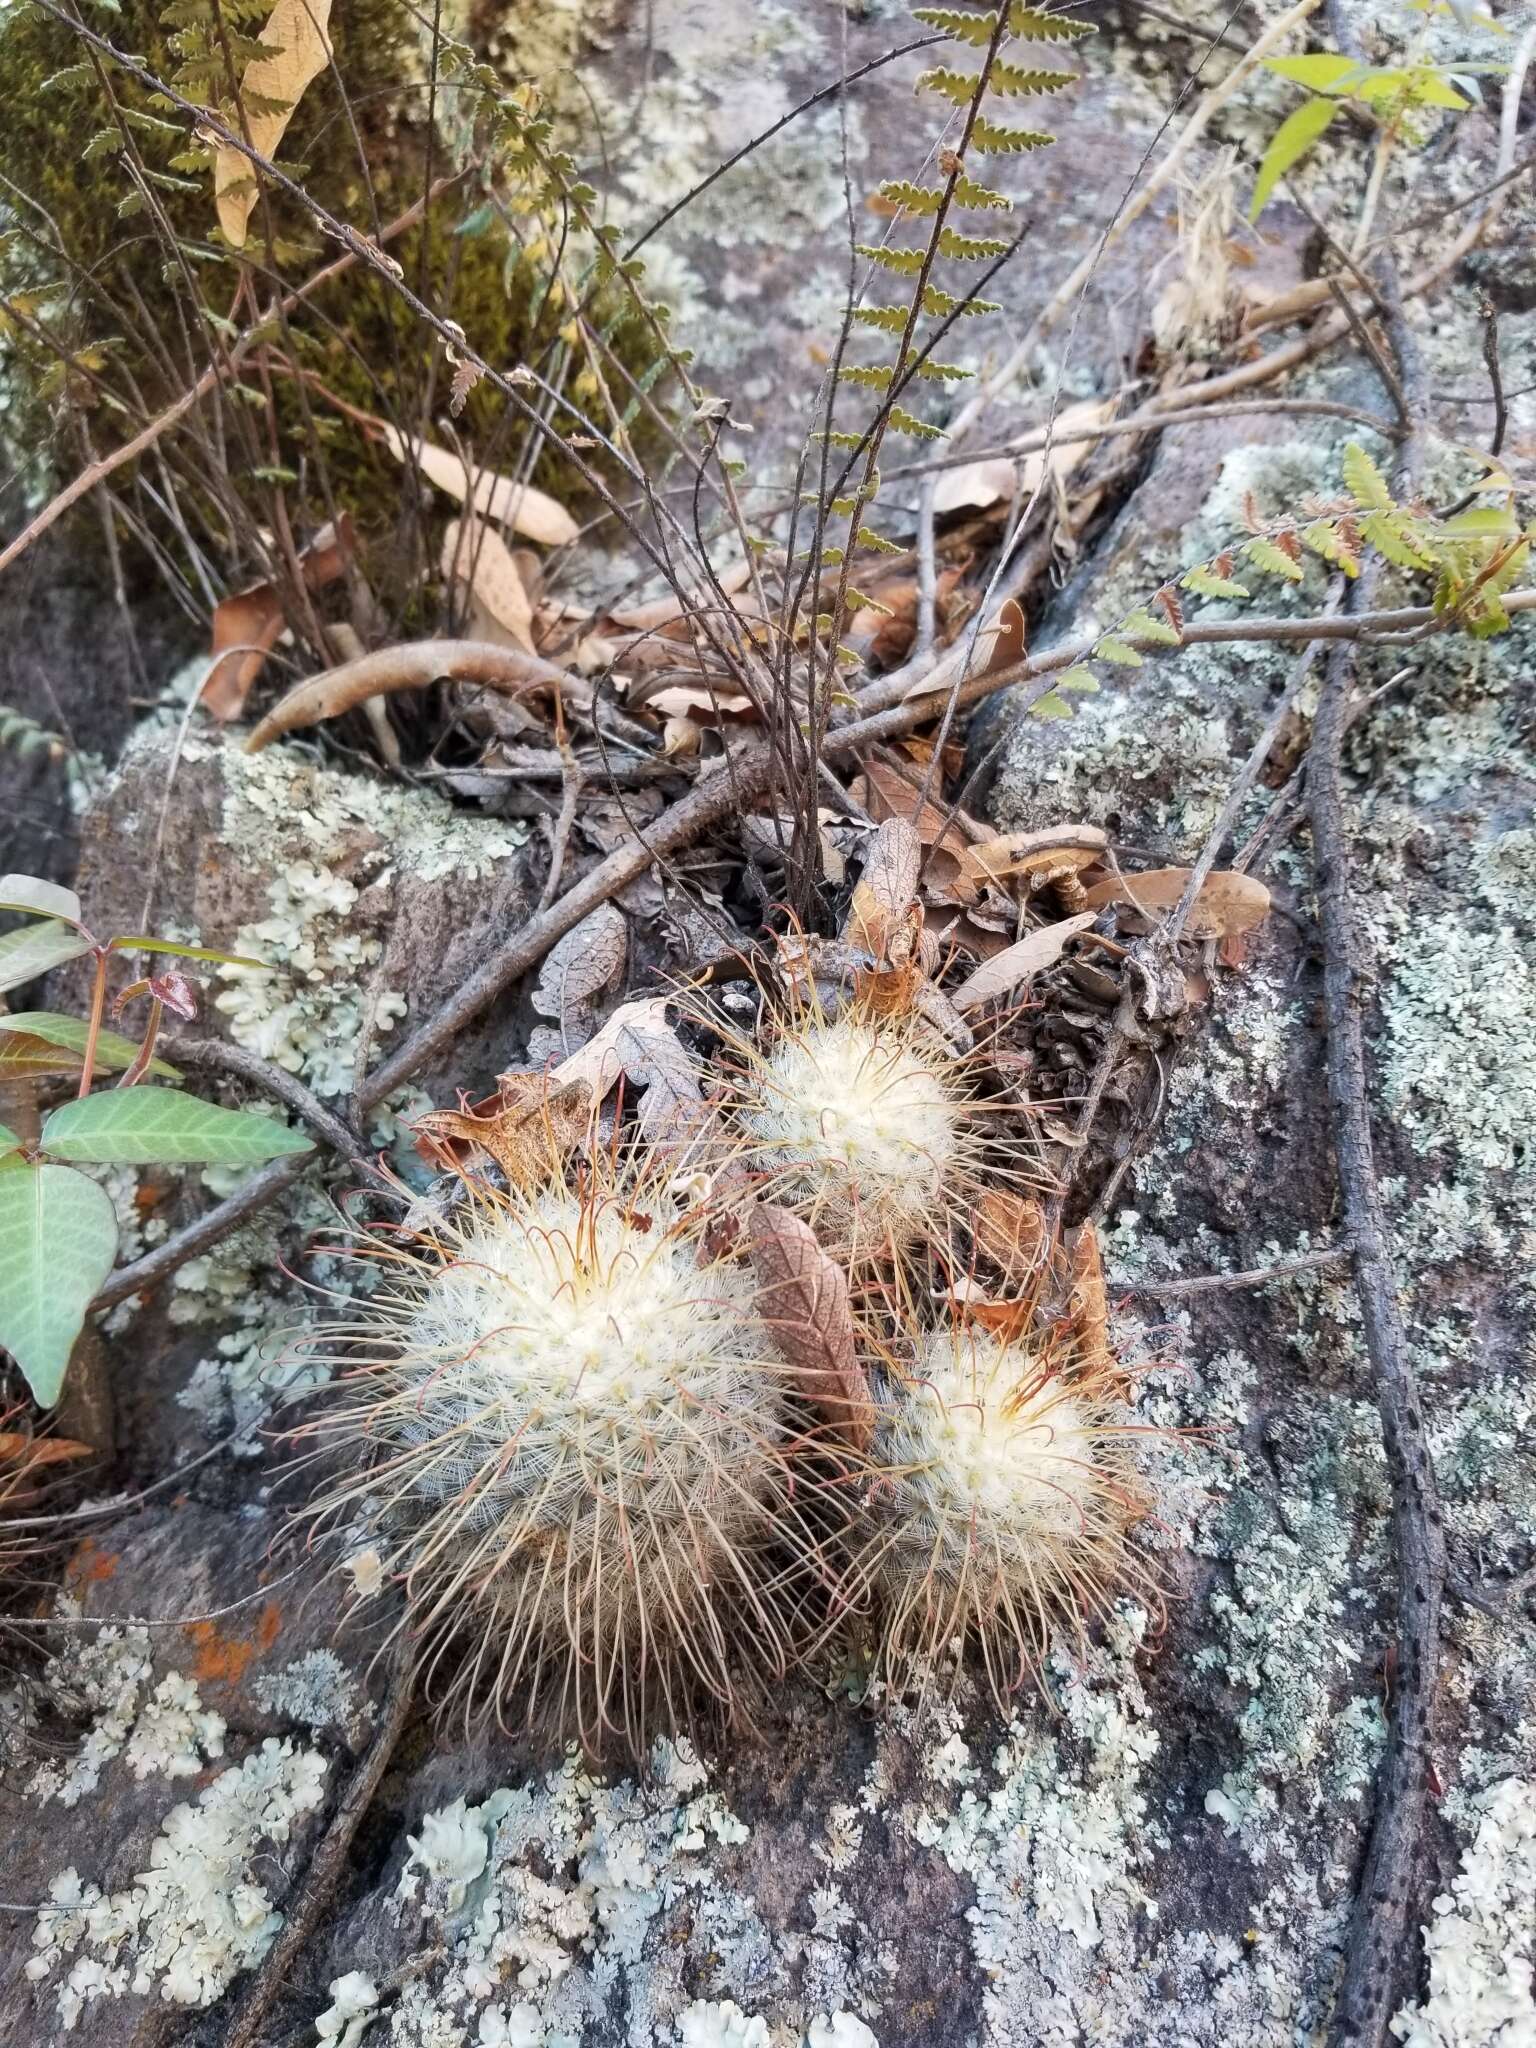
[4,2,1535,2045]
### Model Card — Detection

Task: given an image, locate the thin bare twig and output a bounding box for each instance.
[1316,252,1445,2048]
[1126,1242,1354,1297]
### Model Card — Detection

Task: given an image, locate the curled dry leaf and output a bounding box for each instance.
[441,518,537,653]
[1066,1221,1119,1388]
[214,0,334,249]
[844,814,921,964]
[0,1430,94,1467]
[973,1189,1049,1289]
[243,639,569,752]
[203,517,354,721]
[412,1073,591,1192]
[1079,866,1271,938]
[950,911,1096,1013]
[382,426,579,547]
[900,595,1024,704]
[747,1203,874,1454]
[950,824,1108,901]
[530,903,628,1031]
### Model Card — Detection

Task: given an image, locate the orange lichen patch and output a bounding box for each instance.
[186,1601,283,1685]
[66,1536,119,1586]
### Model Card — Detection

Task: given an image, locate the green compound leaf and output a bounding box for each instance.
[1031,691,1074,719]
[0,1163,118,1406]
[1121,608,1181,647]
[0,920,95,997]
[0,1123,19,1159]
[1342,440,1393,513]
[1093,635,1144,668]
[41,1085,314,1167]
[1056,665,1101,694]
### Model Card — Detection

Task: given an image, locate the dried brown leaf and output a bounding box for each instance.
[607,559,753,632]
[441,518,537,653]
[412,1074,590,1191]
[548,996,674,1103]
[530,904,628,1029]
[214,0,334,249]
[973,1190,1049,1289]
[844,815,921,963]
[930,398,1112,516]
[950,912,1096,1012]
[1079,867,1271,938]
[1067,1221,1118,1386]
[0,1430,94,1467]
[952,825,1108,899]
[382,426,579,547]
[203,516,354,721]
[747,1203,874,1453]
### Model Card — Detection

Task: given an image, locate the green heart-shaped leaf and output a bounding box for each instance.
[41,1084,314,1167]
[0,1163,118,1405]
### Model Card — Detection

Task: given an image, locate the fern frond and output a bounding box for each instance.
[936,227,1013,260]
[989,61,1078,93]
[1342,441,1392,513]
[921,284,1001,318]
[918,67,983,105]
[879,175,1012,216]
[971,118,1055,153]
[857,525,906,554]
[1009,4,1095,39]
[839,365,895,390]
[850,305,910,334]
[855,243,927,276]
[887,406,947,440]
[912,6,1000,46]
[1243,536,1304,583]
[1361,508,1435,570]
[913,360,974,382]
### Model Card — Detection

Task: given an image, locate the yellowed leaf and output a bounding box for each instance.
[214,0,334,250]
[548,996,675,1102]
[382,425,579,546]
[442,518,536,653]
[1079,866,1271,938]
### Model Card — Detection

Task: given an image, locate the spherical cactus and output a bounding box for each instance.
[850,1319,1156,1706]
[300,1159,815,1750]
[730,1002,987,1257]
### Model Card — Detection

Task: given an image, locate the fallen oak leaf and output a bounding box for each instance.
[1079,866,1271,938]
[547,996,676,1103]
[243,640,579,753]
[382,426,578,547]
[214,0,334,250]
[950,911,1096,1012]
[747,1203,874,1454]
